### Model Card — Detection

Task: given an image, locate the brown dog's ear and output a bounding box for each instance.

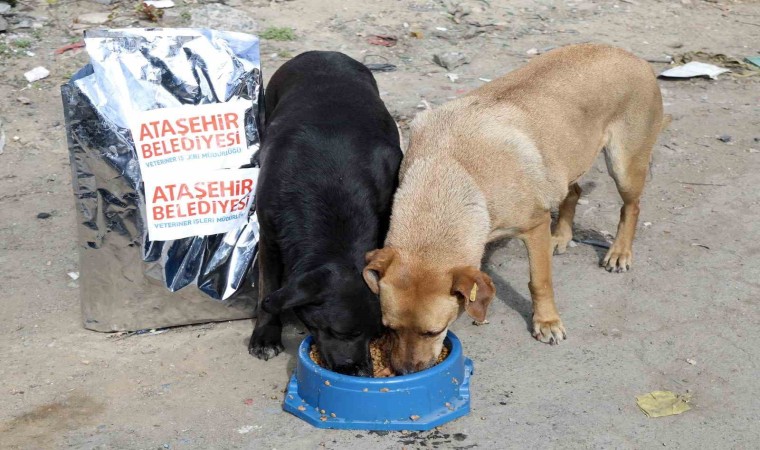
[451,267,495,323]
[363,248,395,294]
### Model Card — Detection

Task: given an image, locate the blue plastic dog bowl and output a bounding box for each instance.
[283,331,474,430]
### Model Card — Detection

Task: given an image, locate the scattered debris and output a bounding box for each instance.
[365,63,397,72]
[746,56,760,69]
[37,212,52,219]
[243,398,253,405]
[717,134,732,143]
[410,30,423,39]
[478,77,491,82]
[135,2,163,22]
[237,425,254,434]
[24,66,50,83]
[446,73,459,82]
[472,319,489,326]
[17,97,30,105]
[410,414,420,421]
[679,181,726,187]
[673,51,760,77]
[577,198,589,205]
[55,41,85,55]
[576,239,611,249]
[643,221,652,227]
[368,35,397,47]
[690,243,710,250]
[686,358,696,365]
[526,47,539,55]
[67,271,80,280]
[416,99,431,110]
[659,62,730,80]
[433,52,469,70]
[191,4,258,32]
[636,391,691,418]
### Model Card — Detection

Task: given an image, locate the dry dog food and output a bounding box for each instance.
[309,334,450,377]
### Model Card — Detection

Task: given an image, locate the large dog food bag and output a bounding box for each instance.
[61,29,263,331]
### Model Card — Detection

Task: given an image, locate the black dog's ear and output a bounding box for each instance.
[261,267,331,314]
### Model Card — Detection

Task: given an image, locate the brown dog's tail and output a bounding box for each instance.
[648,114,672,180]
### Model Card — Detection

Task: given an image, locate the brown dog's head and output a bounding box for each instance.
[363,248,495,374]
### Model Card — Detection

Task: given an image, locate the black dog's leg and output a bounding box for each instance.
[248,231,285,360]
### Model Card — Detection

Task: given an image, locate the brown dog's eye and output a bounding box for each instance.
[422,328,445,337]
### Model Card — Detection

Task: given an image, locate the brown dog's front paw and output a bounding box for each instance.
[602,246,632,273]
[532,318,566,345]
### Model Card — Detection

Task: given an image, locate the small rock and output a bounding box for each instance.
[81,359,90,365]
[13,135,20,141]
[24,66,49,83]
[17,97,31,105]
[68,271,80,280]
[144,0,174,8]
[191,4,257,32]
[76,12,111,25]
[446,73,459,82]
[568,240,578,248]
[686,358,696,365]
[577,198,589,205]
[717,134,732,143]
[748,149,759,153]
[0,16,8,33]
[433,52,470,70]
[237,425,254,434]
[526,48,539,55]
[0,2,11,14]
[13,18,33,29]
[37,212,52,219]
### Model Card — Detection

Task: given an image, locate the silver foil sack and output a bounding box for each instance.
[61,29,263,332]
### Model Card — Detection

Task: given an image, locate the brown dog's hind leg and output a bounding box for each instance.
[521,213,566,344]
[602,127,657,272]
[551,183,582,255]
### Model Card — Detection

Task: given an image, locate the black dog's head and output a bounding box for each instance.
[261,264,383,376]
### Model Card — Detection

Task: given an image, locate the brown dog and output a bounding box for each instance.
[362,44,668,374]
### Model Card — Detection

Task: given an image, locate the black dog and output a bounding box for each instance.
[248,51,402,376]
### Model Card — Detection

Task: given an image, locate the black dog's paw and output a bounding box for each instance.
[248,329,284,361]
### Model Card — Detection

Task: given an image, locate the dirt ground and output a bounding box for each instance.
[1,0,759,449]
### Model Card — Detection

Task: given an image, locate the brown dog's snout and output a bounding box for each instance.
[388,332,438,375]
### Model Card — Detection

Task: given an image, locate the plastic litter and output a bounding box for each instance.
[636,391,691,418]
[24,66,49,82]
[659,62,729,80]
